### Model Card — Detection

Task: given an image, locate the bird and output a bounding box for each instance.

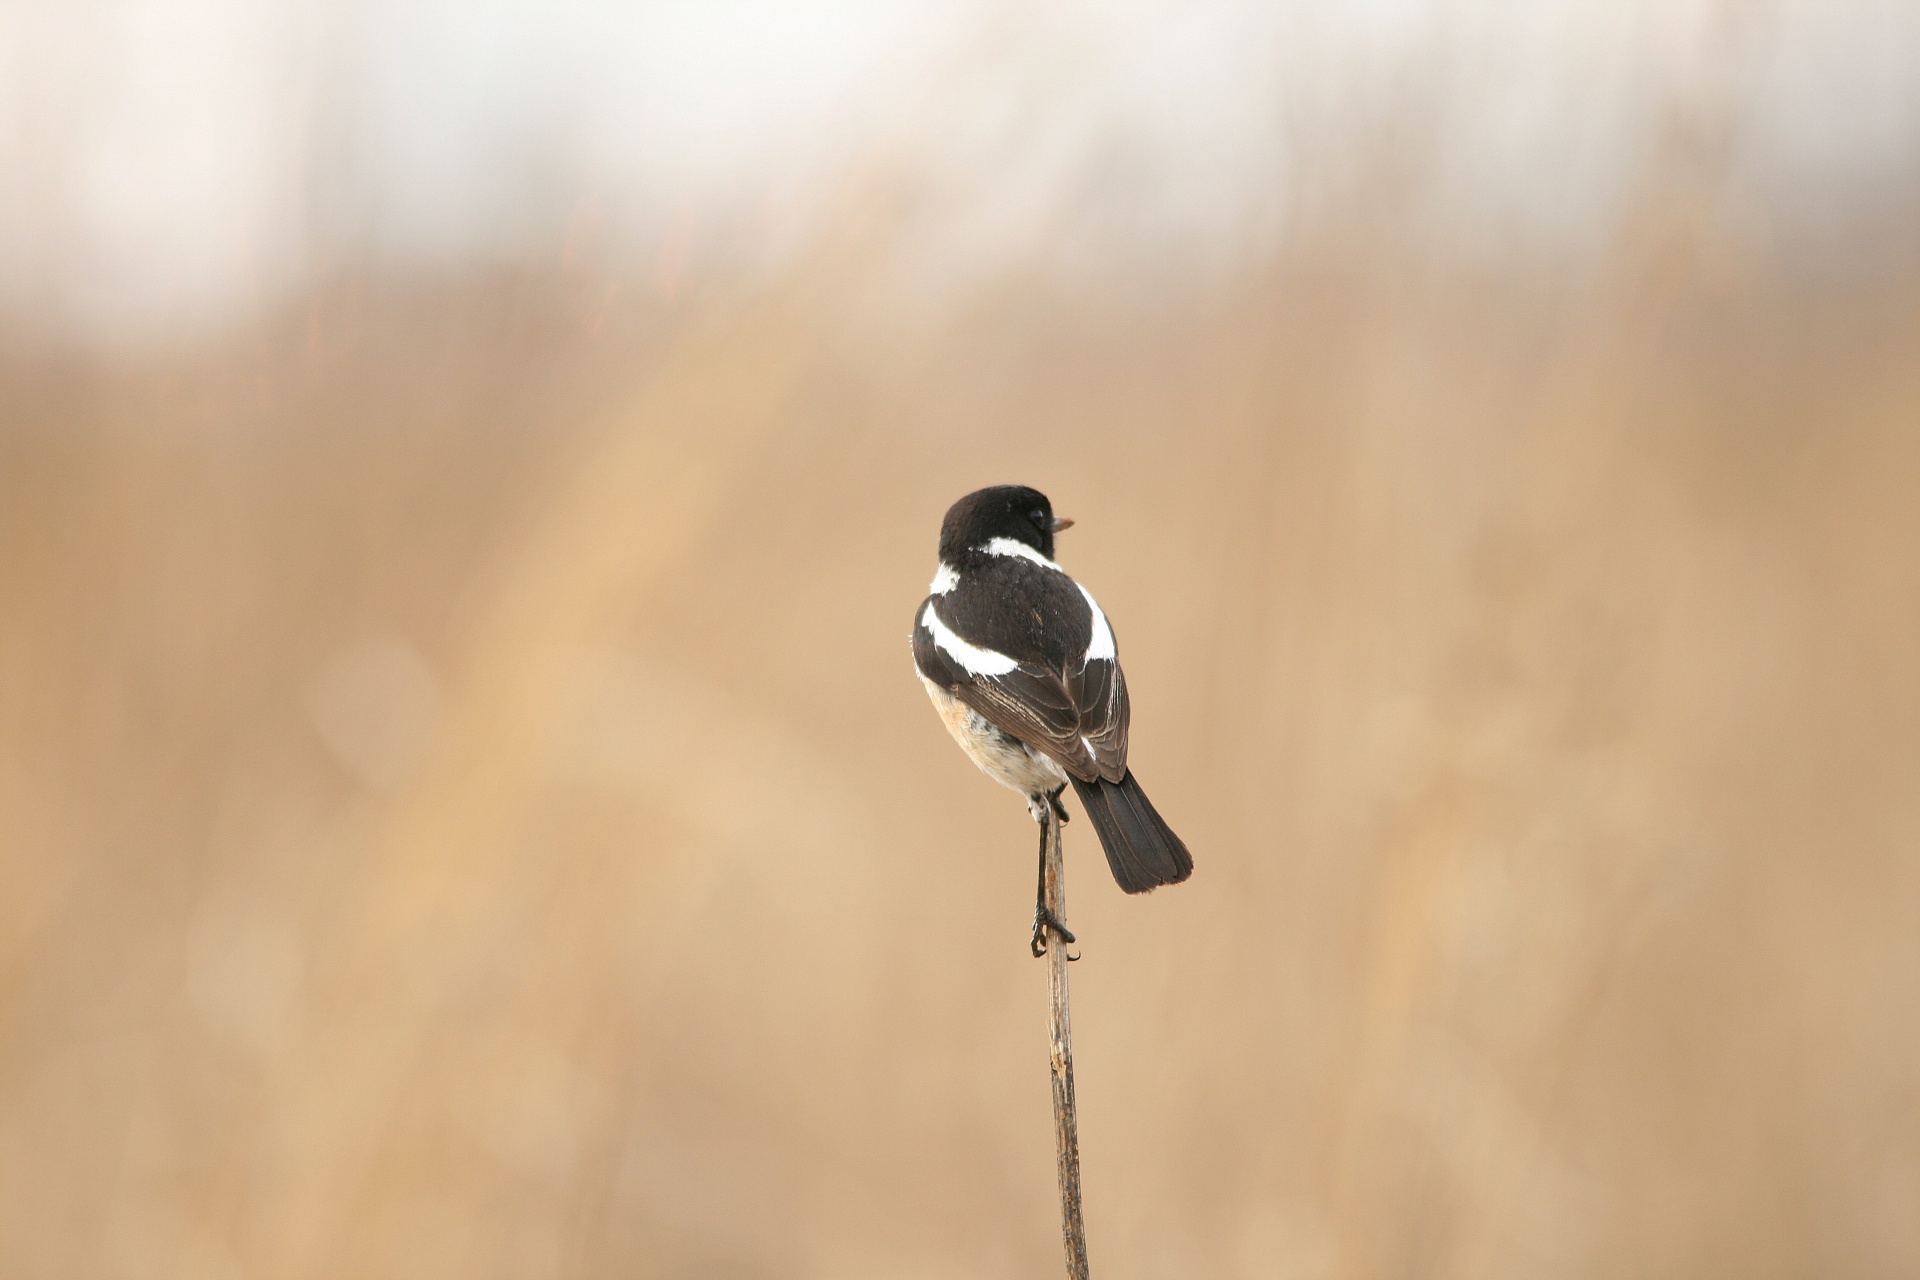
[911,484,1192,955]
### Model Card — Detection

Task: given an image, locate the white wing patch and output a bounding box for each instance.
[920,602,1019,676]
[983,537,1063,571]
[929,562,959,594]
[1078,584,1116,661]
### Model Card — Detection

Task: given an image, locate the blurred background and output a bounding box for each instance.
[4,1,1919,1277]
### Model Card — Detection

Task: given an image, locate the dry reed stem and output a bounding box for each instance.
[1041,810,1090,1280]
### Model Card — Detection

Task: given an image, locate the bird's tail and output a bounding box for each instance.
[1069,771,1193,894]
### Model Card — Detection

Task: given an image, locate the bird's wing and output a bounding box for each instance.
[959,652,1129,783]
[912,563,1130,783]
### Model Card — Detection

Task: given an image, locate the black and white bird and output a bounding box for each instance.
[912,485,1192,954]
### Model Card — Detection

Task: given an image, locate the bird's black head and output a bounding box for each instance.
[938,485,1073,563]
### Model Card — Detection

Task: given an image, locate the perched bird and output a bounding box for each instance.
[912,484,1192,954]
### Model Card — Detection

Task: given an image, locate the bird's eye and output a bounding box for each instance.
[1030,509,1047,528]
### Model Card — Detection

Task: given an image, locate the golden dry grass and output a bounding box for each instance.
[3,206,1919,1279]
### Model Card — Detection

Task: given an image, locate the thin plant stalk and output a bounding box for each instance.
[1041,809,1091,1280]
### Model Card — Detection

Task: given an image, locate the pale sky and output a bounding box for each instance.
[2,0,1916,346]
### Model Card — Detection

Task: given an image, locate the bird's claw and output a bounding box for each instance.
[1030,906,1078,959]
[1027,786,1071,826]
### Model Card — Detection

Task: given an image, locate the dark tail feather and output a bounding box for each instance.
[1069,771,1193,894]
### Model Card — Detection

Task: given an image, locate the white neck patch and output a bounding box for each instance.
[920,602,1019,676]
[929,562,959,595]
[983,537,1062,571]
[1078,585,1117,661]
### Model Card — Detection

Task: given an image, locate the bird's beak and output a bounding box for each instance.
[1051,515,1075,533]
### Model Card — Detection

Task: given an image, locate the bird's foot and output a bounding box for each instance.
[1030,906,1079,960]
[1026,785,1070,826]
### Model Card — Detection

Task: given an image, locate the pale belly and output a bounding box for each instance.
[920,676,1068,796]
